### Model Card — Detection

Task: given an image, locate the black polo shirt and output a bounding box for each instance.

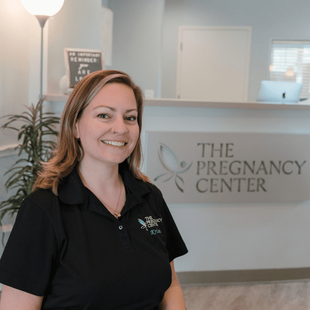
[0,164,188,310]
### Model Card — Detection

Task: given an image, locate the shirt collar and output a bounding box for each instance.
[58,162,151,206]
[58,166,86,205]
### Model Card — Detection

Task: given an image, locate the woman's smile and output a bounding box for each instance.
[101,140,127,147]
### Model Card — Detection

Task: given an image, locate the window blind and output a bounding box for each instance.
[269,40,310,99]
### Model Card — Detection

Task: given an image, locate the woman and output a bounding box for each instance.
[0,70,188,309]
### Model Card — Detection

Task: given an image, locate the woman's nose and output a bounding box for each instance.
[112,116,128,134]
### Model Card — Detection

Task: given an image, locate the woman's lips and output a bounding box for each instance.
[101,140,127,147]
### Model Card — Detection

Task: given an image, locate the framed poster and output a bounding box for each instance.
[64,48,104,89]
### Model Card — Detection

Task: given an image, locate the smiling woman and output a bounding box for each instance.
[0,70,188,310]
[75,83,140,170]
[34,70,148,192]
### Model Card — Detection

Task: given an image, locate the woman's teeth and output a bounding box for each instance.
[102,140,126,146]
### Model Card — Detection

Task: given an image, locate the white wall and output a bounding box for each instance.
[109,0,310,101]
[161,0,310,100]
[47,0,165,96]
[0,0,43,147]
[102,0,109,7]
[108,0,164,98]
[47,0,103,94]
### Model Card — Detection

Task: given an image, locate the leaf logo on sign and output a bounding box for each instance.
[154,143,192,192]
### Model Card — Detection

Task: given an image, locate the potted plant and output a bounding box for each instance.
[0,99,60,230]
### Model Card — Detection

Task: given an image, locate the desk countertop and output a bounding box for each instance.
[45,94,310,111]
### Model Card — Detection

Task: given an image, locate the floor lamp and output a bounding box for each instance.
[21,0,65,100]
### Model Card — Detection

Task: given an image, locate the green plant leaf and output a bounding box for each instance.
[0,99,60,230]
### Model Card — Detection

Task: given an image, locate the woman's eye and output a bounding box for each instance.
[125,116,137,121]
[98,114,110,119]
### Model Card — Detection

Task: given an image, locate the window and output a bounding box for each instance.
[269,40,310,99]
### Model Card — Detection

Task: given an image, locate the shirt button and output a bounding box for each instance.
[119,225,123,230]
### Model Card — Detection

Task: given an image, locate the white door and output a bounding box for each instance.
[176,27,251,102]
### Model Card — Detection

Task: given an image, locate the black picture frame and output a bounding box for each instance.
[64,48,104,89]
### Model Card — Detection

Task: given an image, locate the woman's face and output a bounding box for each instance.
[75,83,139,168]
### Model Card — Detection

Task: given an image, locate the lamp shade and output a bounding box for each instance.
[21,0,64,16]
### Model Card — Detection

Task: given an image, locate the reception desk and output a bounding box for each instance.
[10,95,310,284]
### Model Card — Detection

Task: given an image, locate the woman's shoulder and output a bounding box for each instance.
[133,178,166,206]
[28,187,55,201]
[144,180,163,197]
[22,188,59,214]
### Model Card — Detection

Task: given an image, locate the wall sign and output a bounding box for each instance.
[64,48,104,89]
[145,132,310,203]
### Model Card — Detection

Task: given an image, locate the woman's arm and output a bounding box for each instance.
[0,285,43,310]
[159,261,186,310]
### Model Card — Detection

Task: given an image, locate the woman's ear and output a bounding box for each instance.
[75,121,80,139]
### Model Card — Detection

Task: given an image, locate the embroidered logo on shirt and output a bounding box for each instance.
[138,216,162,235]
[138,219,148,231]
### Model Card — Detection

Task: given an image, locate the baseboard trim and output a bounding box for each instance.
[177,268,310,286]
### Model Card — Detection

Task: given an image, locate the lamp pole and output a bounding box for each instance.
[21,0,64,152]
[35,15,49,100]
[20,0,64,100]
[35,15,49,142]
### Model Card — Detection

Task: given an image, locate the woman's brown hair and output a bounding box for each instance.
[33,70,149,194]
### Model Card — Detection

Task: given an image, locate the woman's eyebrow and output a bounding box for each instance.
[94,105,115,111]
[94,106,137,113]
[125,109,138,113]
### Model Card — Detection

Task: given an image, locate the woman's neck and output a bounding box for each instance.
[77,160,126,218]
[77,160,120,192]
